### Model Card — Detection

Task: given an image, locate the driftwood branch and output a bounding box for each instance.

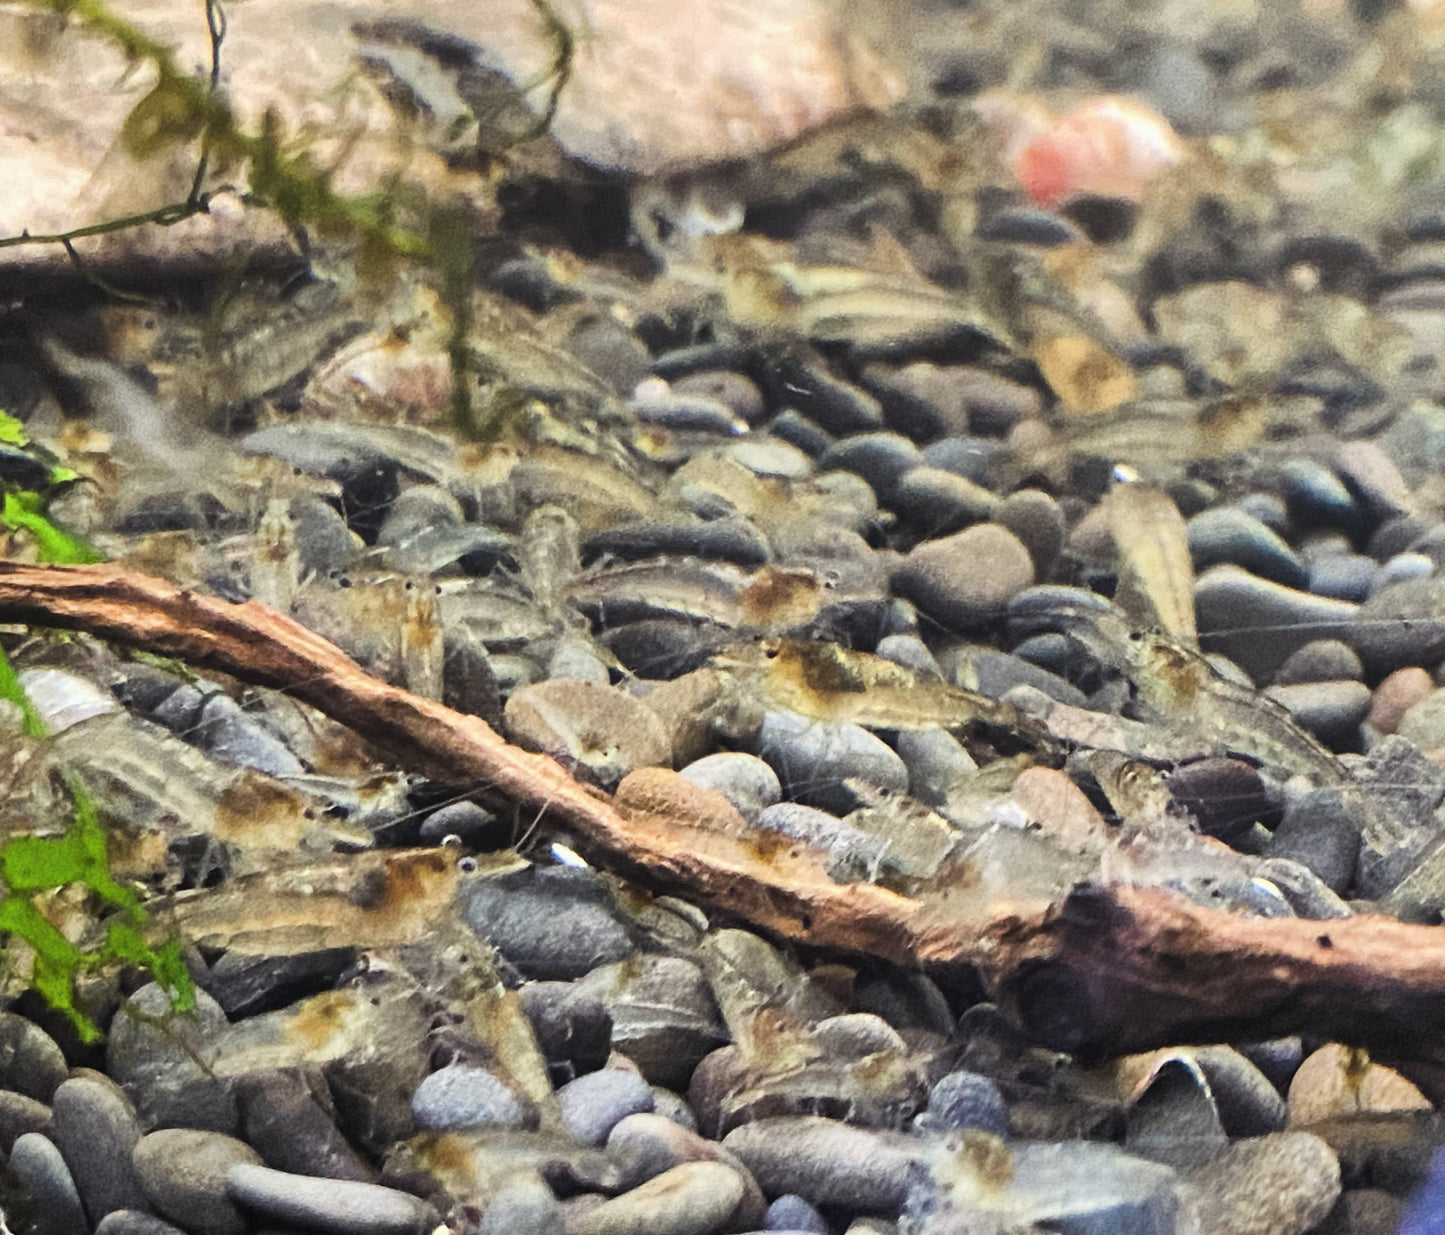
[6,560,1445,1085]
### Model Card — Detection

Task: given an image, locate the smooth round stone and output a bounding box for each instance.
[475,1173,566,1235]
[584,516,770,568]
[764,1195,829,1234]
[463,866,636,982]
[1307,553,1372,606]
[1368,667,1434,736]
[997,488,1065,578]
[1341,441,1413,524]
[819,433,925,504]
[650,1088,698,1133]
[1264,681,1373,749]
[1235,492,1289,537]
[503,678,671,788]
[12,1132,87,1235]
[945,646,1086,707]
[726,438,814,480]
[767,410,833,458]
[632,388,748,435]
[774,357,885,436]
[233,1069,374,1183]
[976,205,1078,246]
[518,981,613,1085]
[892,465,1001,537]
[0,1011,67,1103]
[673,371,766,424]
[895,522,1035,633]
[1266,787,1363,894]
[811,1014,906,1061]
[566,317,651,395]
[895,728,977,809]
[1010,632,1082,679]
[1260,858,1352,921]
[605,1112,765,1227]
[722,1117,917,1212]
[108,983,237,1134]
[94,1213,190,1235]
[1352,577,1445,678]
[558,1068,656,1147]
[918,1070,1009,1136]
[51,1076,148,1221]
[1272,639,1364,686]
[1195,566,1358,685]
[227,1163,438,1235]
[874,633,943,678]
[134,1129,261,1235]
[290,494,362,574]
[755,711,909,815]
[921,436,1006,486]
[1167,758,1277,843]
[418,800,503,849]
[567,1162,745,1235]
[0,1089,52,1154]
[858,361,972,440]
[1375,552,1436,592]
[1188,508,1308,589]
[1278,459,1359,530]
[1179,1132,1340,1235]
[678,753,782,826]
[412,1064,531,1132]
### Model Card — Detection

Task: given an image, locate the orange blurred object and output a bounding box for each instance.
[1015,97,1183,208]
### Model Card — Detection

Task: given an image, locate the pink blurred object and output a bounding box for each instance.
[1014,97,1183,208]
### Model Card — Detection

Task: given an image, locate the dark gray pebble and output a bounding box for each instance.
[12,1132,87,1235]
[134,1128,261,1235]
[51,1076,149,1221]
[678,753,782,825]
[920,436,1007,486]
[996,488,1065,578]
[241,423,399,543]
[1234,492,1288,536]
[773,356,886,436]
[584,517,770,568]
[1266,787,1363,894]
[1278,459,1360,531]
[917,1070,1009,1136]
[1375,552,1435,592]
[895,729,978,809]
[755,803,889,882]
[108,983,238,1134]
[289,495,361,575]
[632,389,747,435]
[418,800,504,849]
[192,692,304,778]
[1264,680,1372,749]
[463,866,637,981]
[874,634,943,678]
[0,1010,67,1103]
[820,433,925,505]
[412,1064,532,1132]
[202,947,355,1020]
[942,646,1086,707]
[891,466,999,536]
[1257,857,1352,920]
[0,1088,52,1154]
[226,1162,438,1235]
[1195,565,1358,684]
[1188,507,1308,589]
[755,712,909,815]
[565,316,652,395]
[375,483,462,546]
[976,206,1079,246]
[517,981,614,1086]
[857,362,973,440]
[234,1068,375,1182]
[1308,552,1377,602]
[768,410,834,458]
[1273,639,1364,685]
[558,1068,656,1147]
[764,1194,830,1234]
[722,1117,918,1213]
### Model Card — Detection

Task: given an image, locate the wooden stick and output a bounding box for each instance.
[7,560,1445,1081]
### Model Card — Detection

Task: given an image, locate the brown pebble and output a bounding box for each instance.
[1368,666,1434,735]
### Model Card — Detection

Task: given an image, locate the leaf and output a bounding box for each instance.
[1,492,105,565]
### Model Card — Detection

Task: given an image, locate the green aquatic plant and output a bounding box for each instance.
[0,773,195,1042]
